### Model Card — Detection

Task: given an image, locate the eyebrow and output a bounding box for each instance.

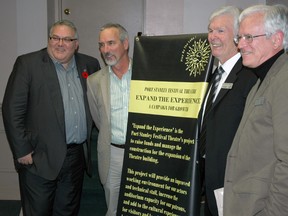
[51,34,75,38]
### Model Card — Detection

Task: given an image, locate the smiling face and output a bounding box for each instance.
[47,24,79,65]
[98,27,129,67]
[237,13,276,68]
[208,14,238,64]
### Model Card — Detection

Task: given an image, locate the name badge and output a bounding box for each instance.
[222,83,233,89]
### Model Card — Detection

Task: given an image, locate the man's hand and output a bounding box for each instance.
[17,152,33,165]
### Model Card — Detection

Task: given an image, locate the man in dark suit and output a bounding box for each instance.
[198,6,257,216]
[2,20,100,215]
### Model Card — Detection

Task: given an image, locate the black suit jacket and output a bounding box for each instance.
[2,48,100,180]
[201,58,257,215]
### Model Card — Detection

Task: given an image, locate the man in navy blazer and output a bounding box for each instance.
[2,20,100,215]
[199,6,257,216]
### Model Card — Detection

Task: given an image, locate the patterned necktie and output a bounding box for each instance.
[199,66,225,156]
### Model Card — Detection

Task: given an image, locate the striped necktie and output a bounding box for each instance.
[199,66,225,157]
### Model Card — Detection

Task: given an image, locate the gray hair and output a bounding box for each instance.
[100,23,129,42]
[239,4,288,51]
[209,6,241,36]
[49,20,79,39]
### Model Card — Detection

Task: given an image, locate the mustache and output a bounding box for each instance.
[240,49,252,55]
[104,52,113,58]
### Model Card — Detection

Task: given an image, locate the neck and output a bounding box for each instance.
[112,55,130,79]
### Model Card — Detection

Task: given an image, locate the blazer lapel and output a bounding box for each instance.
[41,50,66,136]
[213,58,241,107]
[75,56,88,92]
[75,56,91,122]
[100,68,111,123]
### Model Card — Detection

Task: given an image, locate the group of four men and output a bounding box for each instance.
[2,3,288,216]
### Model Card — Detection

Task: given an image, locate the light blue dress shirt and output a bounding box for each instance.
[109,61,132,145]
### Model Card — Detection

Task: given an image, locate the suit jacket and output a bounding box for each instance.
[2,48,100,180]
[202,57,257,215]
[87,66,111,184]
[224,53,288,216]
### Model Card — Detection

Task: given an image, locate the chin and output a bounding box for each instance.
[212,51,222,59]
[105,59,118,66]
[242,61,254,68]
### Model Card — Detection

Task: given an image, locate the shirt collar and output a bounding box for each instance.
[50,55,76,71]
[219,53,241,75]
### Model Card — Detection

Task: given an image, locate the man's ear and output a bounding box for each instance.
[123,38,129,51]
[272,30,284,49]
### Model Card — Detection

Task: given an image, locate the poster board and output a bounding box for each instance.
[117,34,214,216]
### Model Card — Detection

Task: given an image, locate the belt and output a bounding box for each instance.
[67,141,86,149]
[111,143,125,149]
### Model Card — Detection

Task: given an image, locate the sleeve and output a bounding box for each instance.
[2,56,34,159]
[86,75,101,130]
[265,72,288,215]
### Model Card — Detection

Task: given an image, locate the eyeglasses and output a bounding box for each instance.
[49,36,77,44]
[234,34,267,44]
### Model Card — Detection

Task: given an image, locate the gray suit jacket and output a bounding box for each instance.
[87,66,111,184]
[223,53,288,216]
[2,48,100,180]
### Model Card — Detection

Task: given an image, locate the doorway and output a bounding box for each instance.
[54,0,144,67]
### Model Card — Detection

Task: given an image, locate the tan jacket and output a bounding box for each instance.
[224,53,288,216]
[87,67,111,184]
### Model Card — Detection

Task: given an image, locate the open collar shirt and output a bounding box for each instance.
[109,60,132,145]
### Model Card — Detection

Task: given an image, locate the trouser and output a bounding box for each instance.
[104,145,125,216]
[19,144,85,216]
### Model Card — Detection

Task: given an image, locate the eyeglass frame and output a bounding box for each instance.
[234,34,267,44]
[49,36,78,44]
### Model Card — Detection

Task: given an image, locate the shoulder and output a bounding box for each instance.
[233,58,257,81]
[275,53,288,69]
[16,48,47,62]
[88,66,108,82]
[271,54,288,81]
[229,62,258,91]
[12,49,51,71]
[75,53,101,75]
[75,52,99,63]
[75,52,101,72]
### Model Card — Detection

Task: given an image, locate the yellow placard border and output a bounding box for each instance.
[129,80,208,119]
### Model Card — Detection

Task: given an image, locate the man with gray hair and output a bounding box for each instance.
[87,23,131,215]
[224,4,288,215]
[198,6,257,216]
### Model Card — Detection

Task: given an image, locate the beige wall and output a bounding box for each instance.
[0,105,20,199]
[0,0,47,200]
[0,0,17,103]
[146,0,266,35]
[0,0,19,200]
